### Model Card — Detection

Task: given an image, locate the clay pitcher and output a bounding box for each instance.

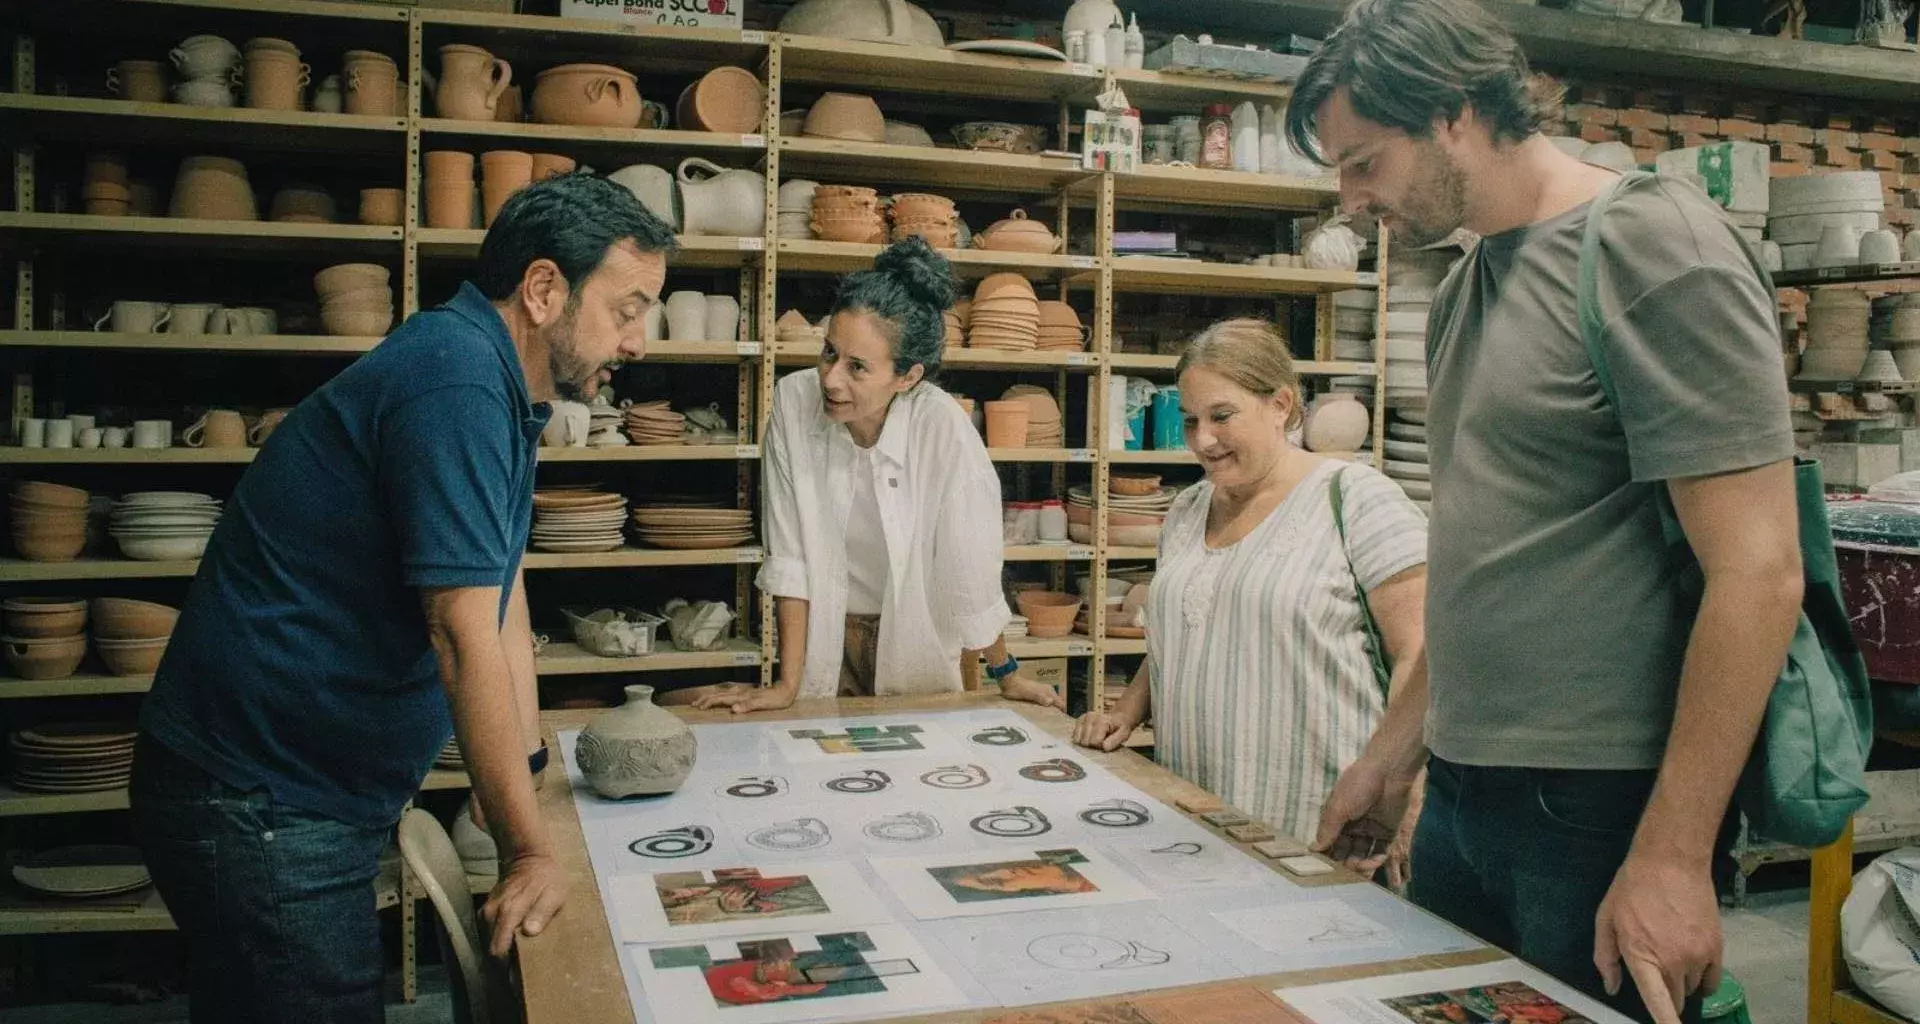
[675,157,765,238]
[574,684,697,798]
[436,44,512,121]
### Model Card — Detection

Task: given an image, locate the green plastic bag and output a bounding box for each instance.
[1577,171,1871,847]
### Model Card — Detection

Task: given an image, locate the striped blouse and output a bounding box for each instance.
[1146,460,1428,843]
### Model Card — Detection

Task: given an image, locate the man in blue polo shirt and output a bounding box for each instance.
[131,173,673,1022]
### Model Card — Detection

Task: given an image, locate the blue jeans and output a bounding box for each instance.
[129,736,391,1024]
[1410,757,1720,1024]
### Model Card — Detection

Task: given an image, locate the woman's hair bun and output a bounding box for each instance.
[872,235,956,311]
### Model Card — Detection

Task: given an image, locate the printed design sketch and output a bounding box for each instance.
[655,867,829,927]
[718,775,788,799]
[823,769,892,794]
[1382,981,1597,1024]
[1309,912,1390,946]
[970,805,1053,838]
[747,817,832,852]
[1026,933,1172,971]
[1079,798,1150,828]
[789,724,925,755]
[1151,841,1203,856]
[970,724,1028,746]
[1018,757,1088,783]
[648,931,921,1008]
[928,848,1098,904]
[630,825,715,859]
[920,763,991,790]
[865,810,943,843]
[1214,899,1401,961]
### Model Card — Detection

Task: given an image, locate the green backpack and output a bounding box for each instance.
[1578,171,1872,847]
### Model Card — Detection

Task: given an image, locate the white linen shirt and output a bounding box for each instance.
[758,369,1011,698]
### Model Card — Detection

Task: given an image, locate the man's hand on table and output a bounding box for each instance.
[1071,710,1139,751]
[1594,852,1722,1024]
[484,850,569,958]
[693,682,799,715]
[1313,754,1419,883]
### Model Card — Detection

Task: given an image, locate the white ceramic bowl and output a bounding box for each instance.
[115,534,210,561]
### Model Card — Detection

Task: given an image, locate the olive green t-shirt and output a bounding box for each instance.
[1424,173,1793,770]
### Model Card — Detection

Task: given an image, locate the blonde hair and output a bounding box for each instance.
[1175,318,1304,430]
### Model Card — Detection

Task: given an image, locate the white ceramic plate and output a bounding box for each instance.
[1384,439,1429,462]
[11,845,149,898]
[1384,459,1430,481]
[947,39,1069,61]
[1388,422,1428,441]
[118,492,218,506]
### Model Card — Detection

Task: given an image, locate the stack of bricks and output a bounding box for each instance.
[1552,78,1920,232]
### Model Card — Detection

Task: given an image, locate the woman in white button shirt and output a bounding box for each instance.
[1071,319,1430,881]
[697,238,1062,712]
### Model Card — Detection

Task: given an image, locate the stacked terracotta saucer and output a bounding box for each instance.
[810,185,885,244]
[1035,301,1088,352]
[1382,410,1431,512]
[629,503,755,550]
[530,489,629,553]
[9,721,137,793]
[624,400,686,445]
[1065,484,1177,547]
[968,274,1039,351]
[11,844,151,900]
[1001,384,1062,447]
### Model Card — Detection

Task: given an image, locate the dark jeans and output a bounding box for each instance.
[1410,756,1722,1024]
[129,736,391,1024]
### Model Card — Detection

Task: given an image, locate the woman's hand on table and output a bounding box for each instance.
[1071,710,1138,751]
[693,682,799,715]
[998,671,1066,710]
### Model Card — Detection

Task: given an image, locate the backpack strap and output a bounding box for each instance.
[1330,466,1394,701]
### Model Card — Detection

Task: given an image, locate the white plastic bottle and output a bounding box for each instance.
[1124,13,1145,70]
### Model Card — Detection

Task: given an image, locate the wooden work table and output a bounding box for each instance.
[518,693,1506,1024]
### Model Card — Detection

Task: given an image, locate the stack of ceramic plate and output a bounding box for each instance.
[1887,294,1920,381]
[1001,385,1063,447]
[530,489,629,553]
[11,844,151,900]
[1035,301,1089,352]
[969,273,1039,351]
[9,721,137,793]
[1065,484,1178,547]
[1383,410,1431,511]
[109,492,221,561]
[629,504,755,550]
[1798,289,1871,381]
[1332,289,1378,362]
[1383,247,1461,409]
[624,400,686,445]
[1001,615,1029,641]
[587,400,626,447]
[1769,172,1883,272]
[434,738,465,772]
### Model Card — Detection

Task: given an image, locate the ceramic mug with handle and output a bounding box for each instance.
[183,409,247,448]
[94,301,171,334]
[249,407,292,445]
[167,303,221,334]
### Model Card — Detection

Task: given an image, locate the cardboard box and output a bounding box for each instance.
[1654,141,1770,213]
[559,0,743,29]
[1024,658,1068,695]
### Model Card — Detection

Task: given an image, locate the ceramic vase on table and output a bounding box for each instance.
[574,684,697,799]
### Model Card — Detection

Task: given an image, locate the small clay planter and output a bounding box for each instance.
[984,400,1031,448]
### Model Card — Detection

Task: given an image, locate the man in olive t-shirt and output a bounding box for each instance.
[1290,2,1804,1023]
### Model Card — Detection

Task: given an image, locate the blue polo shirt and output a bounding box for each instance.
[142,283,548,829]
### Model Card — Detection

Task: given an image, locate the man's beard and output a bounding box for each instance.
[1383,140,1469,249]
[545,297,604,401]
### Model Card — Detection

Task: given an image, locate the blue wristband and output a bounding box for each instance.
[985,655,1020,681]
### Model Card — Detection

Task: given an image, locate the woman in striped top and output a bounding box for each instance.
[1072,319,1430,881]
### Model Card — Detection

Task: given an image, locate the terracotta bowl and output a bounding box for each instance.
[532,64,642,129]
[3,634,86,679]
[90,597,179,641]
[802,92,885,142]
[12,481,89,509]
[1110,473,1162,497]
[94,636,169,677]
[320,284,394,309]
[322,309,395,336]
[975,273,1038,303]
[1015,590,1082,639]
[269,186,338,223]
[314,263,391,295]
[675,66,765,134]
[3,597,87,639]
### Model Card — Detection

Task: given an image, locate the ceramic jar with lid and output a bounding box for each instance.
[1200,104,1234,169]
[973,209,1060,254]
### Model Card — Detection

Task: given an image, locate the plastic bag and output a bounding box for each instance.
[1842,846,1920,1019]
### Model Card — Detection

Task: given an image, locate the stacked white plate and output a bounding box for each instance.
[110,491,221,561]
[1332,289,1378,362]
[1383,248,1460,409]
[1383,409,1432,512]
[530,489,629,553]
[11,844,151,900]
[587,400,626,447]
[630,504,754,550]
[1770,172,1883,271]
[9,721,136,793]
[1001,615,1029,641]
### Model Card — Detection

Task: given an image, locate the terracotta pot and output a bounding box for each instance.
[889,192,954,221]
[322,308,394,337]
[2,597,86,639]
[242,49,309,111]
[90,597,178,641]
[674,66,764,134]
[813,217,885,243]
[245,37,298,56]
[320,284,394,310]
[343,50,399,116]
[975,272,1037,303]
[481,150,534,226]
[436,44,512,121]
[426,182,475,229]
[314,262,390,295]
[358,187,403,226]
[802,92,885,142]
[677,157,765,237]
[170,155,257,220]
[974,209,1060,254]
[13,482,88,508]
[424,149,475,185]
[1015,590,1082,639]
[4,634,86,678]
[269,184,336,223]
[531,153,576,181]
[108,60,168,103]
[495,85,523,123]
[532,63,639,128]
[574,684,698,798]
[984,400,1031,448]
[95,636,168,677]
[86,198,130,217]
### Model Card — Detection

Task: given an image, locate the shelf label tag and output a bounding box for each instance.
[737,236,765,251]
[1069,254,1098,269]
[1067,641,1095,656]
[1067,449,1094,463]
[732,651,762,666]
[739,133,766,149]
[735,548,764,563]
[1069,63,1098,77]
[734,445,762,459]
[736,342,764,356]
[1068,546,1095,559]
[1065,352,1092,366]
[740,30,768,44]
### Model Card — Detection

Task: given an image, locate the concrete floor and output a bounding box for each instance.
[1723,888,1813,1024]
[4,965,456,1024]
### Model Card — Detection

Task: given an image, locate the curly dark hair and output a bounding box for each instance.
[1285,0,1564,166]
[476,171,676,299]
[830,235,957,378]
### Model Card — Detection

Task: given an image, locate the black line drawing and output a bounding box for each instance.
[1017,757,1087,783]
[864,810,943,843]
[746,817,832,852]
[1025,933,1172,971]
[969,725,1028,746]
[919,763,991,790]
[1307,910,1391,946]
[717,775,788,799]
[1151,841,1204,856]
[823,769,892,795]
[1079,798,1150,828]
[969,805,1052,838]
[628,825,714,859]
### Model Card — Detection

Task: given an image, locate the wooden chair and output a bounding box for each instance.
[1809,729,1920,1024]
[397,808,521,1024]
